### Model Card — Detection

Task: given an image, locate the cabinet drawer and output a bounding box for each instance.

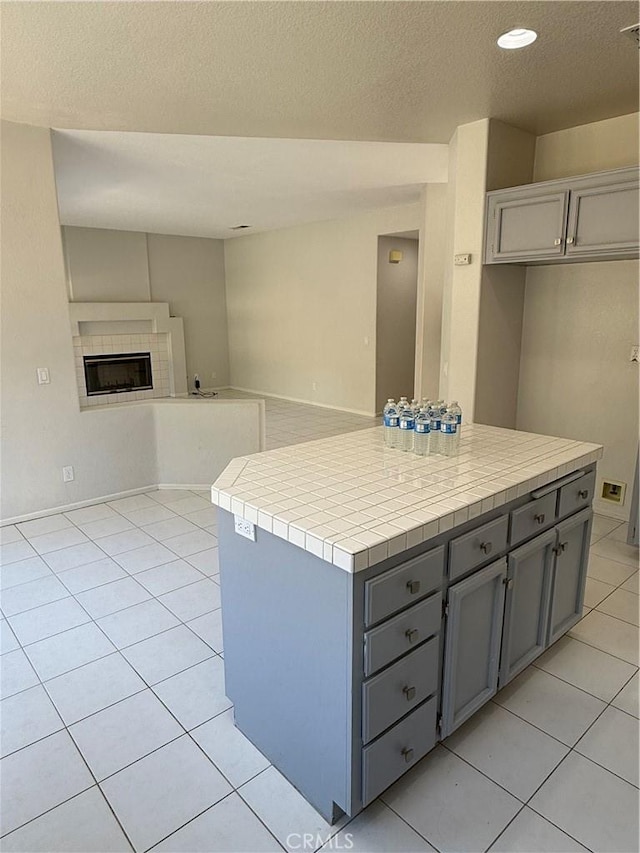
[449,515,508,582]
[362,696,437,806]
[362,637,439,744]
[364,545,444,627]
[364,593,442,677]
[509,492,557,546]
[558,470,596,518]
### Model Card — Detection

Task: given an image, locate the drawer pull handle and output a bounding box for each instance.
[534,513,545,525]
[402,685,416,701]
[406,580,421,595]
[479,541,492,555]
[405,628,419,644]
[401,747,414,763]
[554,541,568,555]
[578,489,589,499]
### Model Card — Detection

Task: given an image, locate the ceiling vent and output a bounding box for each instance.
[620,23,640,46]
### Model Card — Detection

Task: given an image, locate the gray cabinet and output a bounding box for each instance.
[548,508,592,644]
[499,529,555,687]
[485,167,639,265]
[487,190,569,263]
[440,559,507,737]
[566,181,639,258]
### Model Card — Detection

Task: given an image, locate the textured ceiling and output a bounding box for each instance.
[52,131,448,238]
[2,1,638,143]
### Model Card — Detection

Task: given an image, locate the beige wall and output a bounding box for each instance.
[0,122,258,521]
[439,119,490,417]
[534,113,639,181]
[64,226,150,301]
[0,121,157,520]
[474,120,535,428]
[224,204,423,415]
[375,236,418,412]
[518,114,640,519]
[63,226,230,387]
[147,234,229,388]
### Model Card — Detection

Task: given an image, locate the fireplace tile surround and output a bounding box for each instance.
[73,334,170,407]
[68,302,188,409]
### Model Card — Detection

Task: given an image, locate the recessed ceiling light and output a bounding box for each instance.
[497,28,538,49]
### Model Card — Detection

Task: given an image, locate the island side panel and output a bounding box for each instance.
[218,509,355,821]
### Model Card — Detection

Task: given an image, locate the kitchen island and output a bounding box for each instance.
[211,424,602,822]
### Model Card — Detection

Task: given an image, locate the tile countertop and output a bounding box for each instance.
[210,424,603,573]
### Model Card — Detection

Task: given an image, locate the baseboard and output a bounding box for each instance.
[228,385,375,418]
[592,498,628,522]
[0,484,201,527]
[156,483,212,492]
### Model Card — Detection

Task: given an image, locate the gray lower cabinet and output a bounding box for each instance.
[548,507,592,644]
[219,467,595,822]
[499,529,556,687]
[440,559,507,738]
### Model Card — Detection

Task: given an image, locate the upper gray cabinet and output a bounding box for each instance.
[485,167,639,265]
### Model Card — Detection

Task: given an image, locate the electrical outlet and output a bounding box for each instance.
[62,466,74,483]
[312,382,317,391]
[37,367,50,385]
[454,253,472,266]
[211,372,217,380]
[234,515,256,541]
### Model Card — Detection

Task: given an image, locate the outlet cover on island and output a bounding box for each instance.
[234,515,256,541]
[62,466,74,483]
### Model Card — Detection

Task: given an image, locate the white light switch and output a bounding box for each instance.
[234,515,256,541]
[37,367,50,385]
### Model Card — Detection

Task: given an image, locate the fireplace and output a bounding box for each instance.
[83,352,153,396]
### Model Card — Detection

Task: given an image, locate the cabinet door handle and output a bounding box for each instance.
[402,685,416,701]
[554,541,568,555]
[578,489,589,499]
[554,238,564,246]
[567,236,575,244]
[406,580,421,595]
[479,541,492,554]
[405,628,419,644]
[401,747,414,763]
[503,576,513,588]
[534,513,545,525]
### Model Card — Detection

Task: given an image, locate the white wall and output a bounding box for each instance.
[147,234,230,388]
[0,122,259,522]
[375,236,418,412]
[518,114,640,519]
[62,226,230,387]
[63,226,150,301]
[224,204,423,415]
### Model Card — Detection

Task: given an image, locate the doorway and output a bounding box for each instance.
[375,232,419,414]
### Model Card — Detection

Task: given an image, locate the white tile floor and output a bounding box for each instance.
[0,397,638,852]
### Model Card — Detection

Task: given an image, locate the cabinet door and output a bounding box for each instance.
[548,509,592,645]
[486,191,569,263]
[566,181,639,257]
[440,559,507,738]
[499,530,555,688]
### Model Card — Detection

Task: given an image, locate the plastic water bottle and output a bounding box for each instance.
[383,400,400,448]
[410,398,421,415]
[398,396,410,413]
[440,409,459,457]
[414,408,431,456]
[428,402,442,455]
[398,407,415,452]
[449,400,463,435]
[438,399,448,416]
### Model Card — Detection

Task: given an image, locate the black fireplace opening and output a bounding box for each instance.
[84,352,153,396]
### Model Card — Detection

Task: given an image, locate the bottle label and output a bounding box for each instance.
[384,415,399,427]
[415,423,430,434]
[455,414,462,424]
[399,420,415,430]
[431,419,441,430]
[441,422,457,434]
